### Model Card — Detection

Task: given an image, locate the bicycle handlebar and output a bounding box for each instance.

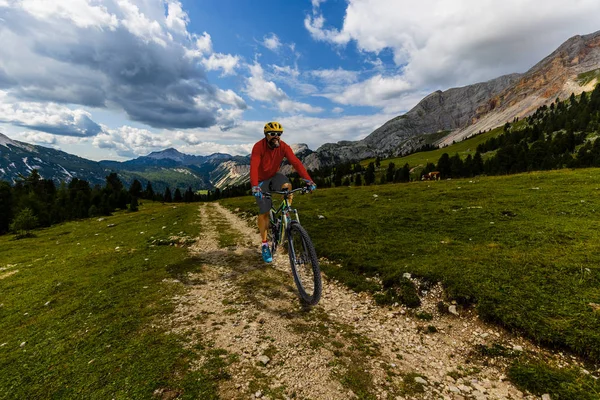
[263,187,310,198]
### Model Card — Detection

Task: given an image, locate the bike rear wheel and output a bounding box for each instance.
[287,221,322,305]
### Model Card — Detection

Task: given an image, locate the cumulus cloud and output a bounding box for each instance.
[92,125,172,157]
[320,74,415,111]
[245,62,323,114]
[19,131,57,146]
[332,107,343,113]
[262,33,282,51]
[306,0,600,88]
[0,0,245,130]
[202,53,240,76]
[0,94,102,137]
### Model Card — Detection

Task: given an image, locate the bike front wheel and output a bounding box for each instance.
[287,221,322,305]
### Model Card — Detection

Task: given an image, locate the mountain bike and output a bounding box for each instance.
[264,187,322,305]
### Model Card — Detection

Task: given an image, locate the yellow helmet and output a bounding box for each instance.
[264,121,283,134]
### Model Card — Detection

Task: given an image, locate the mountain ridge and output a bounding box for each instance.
[306,29,600,168]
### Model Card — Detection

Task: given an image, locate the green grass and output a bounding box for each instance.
[363,123,522,173]
[0,202,226,399]
[220,168,600,368]
[509,358,599,399]
[577,68,600,86]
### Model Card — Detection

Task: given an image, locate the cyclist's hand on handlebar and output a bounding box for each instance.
[252,185,263,199]
[303,179,317,192]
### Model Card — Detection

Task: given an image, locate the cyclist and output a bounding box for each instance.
[251,121,316,263]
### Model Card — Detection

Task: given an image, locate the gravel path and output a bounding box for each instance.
[165,203,549,400]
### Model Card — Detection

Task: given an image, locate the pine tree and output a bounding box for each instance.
[355,174,362,186]
[184,187,194,202]
[0,181,12,234]
[144,182,154,200]
[174,188,183,202]
[129,196,139,212]
[386,162,396,183]
[129,179,142,198]
[164,187,172,202]
[365,162,376,185]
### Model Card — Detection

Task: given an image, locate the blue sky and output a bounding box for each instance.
[1,0,599,161]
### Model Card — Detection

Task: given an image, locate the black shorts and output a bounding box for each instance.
[256,172,291,214]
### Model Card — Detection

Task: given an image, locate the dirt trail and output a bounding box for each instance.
[166,203,545,400]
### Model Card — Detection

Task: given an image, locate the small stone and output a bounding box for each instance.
[402,272,411,279]
[255,390,262,398]
[107,223,116,227]
[44,301,50,306]
[318,215,325,219]
[20,342,26,347]
[258,355,270,365]
[513,345,523,352]
[88,359,95,364]
[458,384,471,393]
[448,385,460,393]
[448,305,459,316]
[414,377,427,385]
[542,394,551,400]
[0,343,7,347]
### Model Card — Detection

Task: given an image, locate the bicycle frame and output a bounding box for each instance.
[265,187,306,248]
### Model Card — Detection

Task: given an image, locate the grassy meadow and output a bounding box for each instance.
[0,202,227,400]
[360,123,516,172]
[221,168,600,367]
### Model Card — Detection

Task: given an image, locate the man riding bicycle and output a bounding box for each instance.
[251,121,316,263]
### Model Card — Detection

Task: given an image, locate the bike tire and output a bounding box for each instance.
[287,221,322,305]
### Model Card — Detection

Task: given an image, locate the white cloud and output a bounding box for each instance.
[193,31,213,55]
[165,0,189,35]
[202,53,240,76]
[320,74,414,111]
[262,33,281,51]
[117,0,168,46]
[306,0,600,88]
[245,62,323,114]
[179,141,254,156]
[0,93,102,136]
[0,0,246,130]
[19,131,57,145]
[16,0,119,29]
[92,125,171,157]
[270,65,317,95]
[309,68,358,85]
[332,107,343,113]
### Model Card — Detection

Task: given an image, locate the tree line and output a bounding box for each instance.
[0,171,242,236]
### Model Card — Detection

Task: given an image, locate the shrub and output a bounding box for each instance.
[10,208,38,238]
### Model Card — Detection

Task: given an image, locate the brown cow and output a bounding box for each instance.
[422,171,441,181]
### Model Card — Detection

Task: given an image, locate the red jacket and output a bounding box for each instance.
[250,139,312,187]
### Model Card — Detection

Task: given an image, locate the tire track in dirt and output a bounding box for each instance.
[167,203,544,400]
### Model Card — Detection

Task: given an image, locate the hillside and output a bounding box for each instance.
[307,30,600,169]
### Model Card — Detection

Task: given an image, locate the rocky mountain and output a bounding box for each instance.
[0,132,110,186]
[311,30,600,166]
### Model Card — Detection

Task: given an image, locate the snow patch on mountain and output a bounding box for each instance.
[0,132,31,151]
[58,164,73,179]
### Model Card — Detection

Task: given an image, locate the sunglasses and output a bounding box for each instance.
[267,132,282,137]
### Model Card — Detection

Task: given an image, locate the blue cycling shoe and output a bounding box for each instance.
[261,244,273,263]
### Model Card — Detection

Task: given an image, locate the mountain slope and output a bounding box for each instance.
[0,132,110,186]
[311,30,600,167]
